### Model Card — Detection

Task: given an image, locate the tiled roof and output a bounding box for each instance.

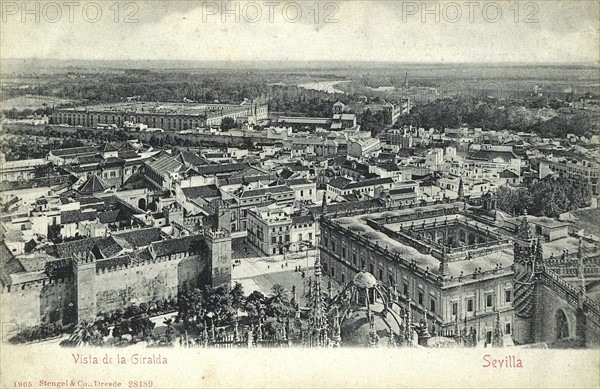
[285,178,313,186]
[468,149,518,162]
[92,237,123,258]
[103,157,126,167]
[240,185,294,198]
[292,214,314,225]
[344,177,394,190]
[97,209,123,224]
[389,187,416,195]
[182,185,221,200]
[196,163,248,176]
[118,150,139,159]
[61,209,97,224]
[217,174,273,186]
[98,142,119,152]
[176,151,208,167]
[111,228,163,249]
[119,173,161,191]
[328,177,352,189]
[499,169,519,178]
[78,173,109,194]
[146,155,184,176]
[73,154,103,164]
[0,242,25,286]
[45,237,104,259]
[150,235,205,257]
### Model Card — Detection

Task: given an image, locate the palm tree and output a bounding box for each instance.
[267,284,292,322]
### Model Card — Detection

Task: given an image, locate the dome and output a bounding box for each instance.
[353,271,377,289]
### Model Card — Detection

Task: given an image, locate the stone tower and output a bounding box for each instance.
[512,212,543,343]
[217,201,232,232]
[164,202,184,227]
[72,250,97,323]
[205,228,232,289]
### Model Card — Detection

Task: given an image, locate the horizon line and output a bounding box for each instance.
[2,58,598,66]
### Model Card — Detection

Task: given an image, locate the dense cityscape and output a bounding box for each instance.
[1,61,598,351]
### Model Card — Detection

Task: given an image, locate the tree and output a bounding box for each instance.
[229,282,246,311]
[245,290,266,324]
[177,288,204,328]
[202,286,234,326]
[129,316,156,339]
[266,284,293,322]
[496,176,591,218]
[220,117,236,131]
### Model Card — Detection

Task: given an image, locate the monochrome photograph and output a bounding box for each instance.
[0,1,598,388]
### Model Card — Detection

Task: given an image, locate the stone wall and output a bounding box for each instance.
[1,277,75,329]
[94,253,209,313]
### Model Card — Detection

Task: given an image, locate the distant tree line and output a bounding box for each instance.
[394,97,597,138]
[2,106,53,119]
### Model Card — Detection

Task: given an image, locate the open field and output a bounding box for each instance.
[0,95,81,111]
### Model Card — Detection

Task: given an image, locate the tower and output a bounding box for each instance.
[305,255,329,347]
[164,202,184,227]
[72,250,97,323]
[205,228,232,289]
[512,211,541,344]
[320,195,327,216]
[457,177,465,201]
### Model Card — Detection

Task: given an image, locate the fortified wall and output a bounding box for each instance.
[1,230,232,328]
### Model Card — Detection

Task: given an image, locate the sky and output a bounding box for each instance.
[0,0,598,64]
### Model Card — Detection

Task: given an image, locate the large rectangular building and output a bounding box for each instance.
[319,202,516,345]
[52,101,268,130]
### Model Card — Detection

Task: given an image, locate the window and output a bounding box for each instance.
[378,269,383,281]
[403,283,409,296]
[467,298,474,312]
[486,294,493,308]
[271,237,277,244]
[285,235,290,242]
[452,302,458,316]
[299,233,303,241]
[430,299,436,313]
[369,263,374,275]
[418,291,424,305]
[308,233,312,240]
[505,323,511,334]
[352,253,357,265]
[505,290,512,303]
